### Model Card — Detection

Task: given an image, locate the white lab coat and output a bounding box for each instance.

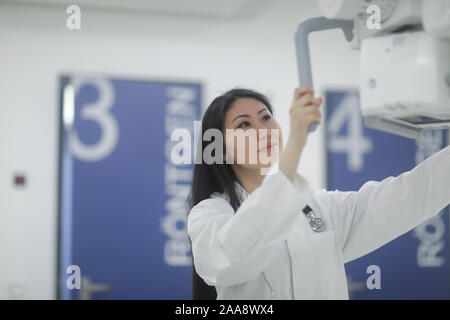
[187,146,450,299]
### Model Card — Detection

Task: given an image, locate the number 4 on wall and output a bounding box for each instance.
[327,93,373,172]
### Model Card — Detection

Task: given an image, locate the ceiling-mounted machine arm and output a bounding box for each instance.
[295,17,354,132]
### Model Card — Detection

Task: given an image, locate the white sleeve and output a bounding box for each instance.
[187,167,311,287]
[320,145,450,263]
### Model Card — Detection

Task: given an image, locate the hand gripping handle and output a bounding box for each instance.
[295,17,354,132]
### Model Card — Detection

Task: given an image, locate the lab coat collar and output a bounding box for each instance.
[234,171,313,203]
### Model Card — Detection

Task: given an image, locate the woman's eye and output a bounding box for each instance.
[238,121,250,129]
[262,115,271,121]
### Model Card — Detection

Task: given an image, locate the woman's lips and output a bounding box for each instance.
[259,142,278,152]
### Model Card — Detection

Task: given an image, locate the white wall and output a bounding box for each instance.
[0,0,360,299]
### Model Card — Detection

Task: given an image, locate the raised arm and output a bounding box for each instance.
[321,145,450,263]
[187,86,323,287]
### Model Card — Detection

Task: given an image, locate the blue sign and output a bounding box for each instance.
[59,75,202,299]
[325,90,449,299]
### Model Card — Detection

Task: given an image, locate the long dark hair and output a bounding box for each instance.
[187,88,274,212]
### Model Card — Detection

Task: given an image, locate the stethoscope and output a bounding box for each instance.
[260,204,326,300]
[302,205,326,232]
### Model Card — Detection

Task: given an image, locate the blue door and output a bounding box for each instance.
[325,90,449,299]
[58,75,202,299]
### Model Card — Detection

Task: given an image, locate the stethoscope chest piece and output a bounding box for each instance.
[309,217,326,232]
[303,205,326,233]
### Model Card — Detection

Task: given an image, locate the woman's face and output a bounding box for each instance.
[222,98,282,172]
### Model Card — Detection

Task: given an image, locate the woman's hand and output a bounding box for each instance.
[277,86,323,182]
[288,86,323,148]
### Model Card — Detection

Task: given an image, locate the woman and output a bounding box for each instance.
[187,86,450,300]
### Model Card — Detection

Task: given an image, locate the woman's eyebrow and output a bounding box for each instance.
[232,108,267,123]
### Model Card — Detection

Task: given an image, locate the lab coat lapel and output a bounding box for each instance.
[236,172,319,299]
[289,173,319,299]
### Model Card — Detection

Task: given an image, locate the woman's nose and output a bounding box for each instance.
[255,124,271,142]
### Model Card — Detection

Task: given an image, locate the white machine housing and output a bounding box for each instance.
[319,0,450,138]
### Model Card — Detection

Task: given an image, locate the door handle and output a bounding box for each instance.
[78,276,111,300]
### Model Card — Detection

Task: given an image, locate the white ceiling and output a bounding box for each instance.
[0,0,267,19]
